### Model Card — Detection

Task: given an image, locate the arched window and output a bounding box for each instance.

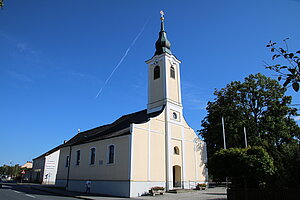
[108,145,115,164]
[170,66,175,79]
[90,148,96,165]
[154,66,160,80]
[174,146,180,155]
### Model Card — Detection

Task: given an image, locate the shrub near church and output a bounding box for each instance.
[199,74,300,200]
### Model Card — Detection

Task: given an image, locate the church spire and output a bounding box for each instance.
[155,11,172,56]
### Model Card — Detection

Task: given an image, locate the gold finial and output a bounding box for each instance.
[160,10,165,21]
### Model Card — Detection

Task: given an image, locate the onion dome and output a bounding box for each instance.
[155,11,172,55]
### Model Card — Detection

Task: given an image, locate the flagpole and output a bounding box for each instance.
[244,126,248,148]
[222,117,226,149]
[221,116,228,188]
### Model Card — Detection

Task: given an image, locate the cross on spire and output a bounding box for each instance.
[160,10,165,21]
[154,10,172,55]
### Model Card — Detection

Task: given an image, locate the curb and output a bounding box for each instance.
[30,186,94,200]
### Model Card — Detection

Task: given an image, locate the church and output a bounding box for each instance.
[55,12,208,197]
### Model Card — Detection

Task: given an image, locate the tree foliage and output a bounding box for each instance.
[0,0,3,9]
[199,73,300,187]
[266,39,300,92]
[208,147,275,188]
[0,164,22,178]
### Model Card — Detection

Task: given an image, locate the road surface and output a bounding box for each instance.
[0,183,76,200]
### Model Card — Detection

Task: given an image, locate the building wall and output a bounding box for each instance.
[167,60,180,104]
[183,118,207,184]
[43,150,60,184]
[130,110,166,197]
[130,108,207,197]
[56,135,131,196]
[32,157,45,183]
[56,147,70,186]
[148,56,165,110]
[55,111,206,198]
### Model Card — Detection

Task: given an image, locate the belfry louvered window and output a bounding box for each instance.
[154,66,160,80]
[170,66,175,79]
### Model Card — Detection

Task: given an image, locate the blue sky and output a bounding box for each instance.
[0,0,299,166]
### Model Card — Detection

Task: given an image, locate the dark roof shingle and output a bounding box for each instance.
[61,107,164,147]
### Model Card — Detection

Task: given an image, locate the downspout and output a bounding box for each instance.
[66,145,72,188]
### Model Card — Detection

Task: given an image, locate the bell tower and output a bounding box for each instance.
[146,11,182,115]
[146,11,185,190]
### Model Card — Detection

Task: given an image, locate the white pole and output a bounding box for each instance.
[221,117,226,149]
[244,127,248,148]
[222,117,228,188]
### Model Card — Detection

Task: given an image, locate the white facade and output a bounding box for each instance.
[43,149,60,184]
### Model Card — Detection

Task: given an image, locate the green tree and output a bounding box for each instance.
[208,147,275,188]
[0,164,21,178]
[265,39,300,92]
[0,0,4,9]
[199,73,300,187]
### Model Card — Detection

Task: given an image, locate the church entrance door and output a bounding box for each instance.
[173,165,181,188]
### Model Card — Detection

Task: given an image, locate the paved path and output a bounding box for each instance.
[134,187,227,200]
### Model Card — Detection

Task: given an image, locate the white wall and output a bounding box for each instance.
[43,150,60,184]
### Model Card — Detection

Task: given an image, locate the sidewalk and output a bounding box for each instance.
[31,185,227,200]
[31,185,126,200]
[134,187,227,200]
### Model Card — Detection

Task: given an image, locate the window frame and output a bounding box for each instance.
[65,155,69,168]
[170,66,175,79]
[173,112,178,120]
[107,144,115,164]
[76,150,81,165]
[154,66,160,80]
[174,146,180,155]
[90,147,96,165]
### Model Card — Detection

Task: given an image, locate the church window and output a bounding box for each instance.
[173,112,178,119]
[108,145,115,164]
[174,146,180,155]
[90,148,96,165]
[76,150,80,165]
[154,66,160,80]
[170,66,175,79]
[65,156,69,167]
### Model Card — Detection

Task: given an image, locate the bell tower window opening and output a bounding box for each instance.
[174,146,180,155]
[154,66,160,80]
[170,66,175,79]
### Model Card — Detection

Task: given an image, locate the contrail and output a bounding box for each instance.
[95,19,149,99]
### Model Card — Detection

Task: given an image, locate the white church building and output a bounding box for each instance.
[55,13,208,197]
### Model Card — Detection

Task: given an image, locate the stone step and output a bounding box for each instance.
[168,189,198,193]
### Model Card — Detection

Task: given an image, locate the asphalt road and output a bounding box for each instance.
[0,183,77,200]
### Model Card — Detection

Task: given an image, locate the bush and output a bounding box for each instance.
[208,146,275,188]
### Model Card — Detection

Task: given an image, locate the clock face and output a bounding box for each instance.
[173,112,178,119]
